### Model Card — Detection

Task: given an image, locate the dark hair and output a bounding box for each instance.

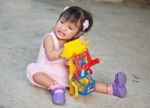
[58,6,93,33]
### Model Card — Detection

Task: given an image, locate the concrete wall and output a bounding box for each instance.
[83,0,150,4]
[81,0,123,2]
[91,0,123,2]
[124,0,150,5]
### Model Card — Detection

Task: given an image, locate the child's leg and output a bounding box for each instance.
[33,72,54,89]
[95,72,127,98]
[33,72,65,105]
[95,81,112,94]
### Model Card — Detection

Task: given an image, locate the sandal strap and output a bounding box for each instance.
[51,88,65,95]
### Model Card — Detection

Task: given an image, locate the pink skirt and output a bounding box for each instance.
[26,63,69,88]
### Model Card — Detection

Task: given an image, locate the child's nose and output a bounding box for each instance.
[61,25,67,31]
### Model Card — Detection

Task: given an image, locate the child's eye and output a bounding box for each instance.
[68,27,73,30]
[60,21,64,24]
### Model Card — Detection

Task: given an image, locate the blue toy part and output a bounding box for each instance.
[80,60,86,65]
[77,72,95,96]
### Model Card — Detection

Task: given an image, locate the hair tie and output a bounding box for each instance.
[63,6,69,11]
[83,20,89,31]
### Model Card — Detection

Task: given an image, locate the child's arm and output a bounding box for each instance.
[43,34,63,61]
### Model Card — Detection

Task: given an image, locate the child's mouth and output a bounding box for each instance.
[58,30,65,37]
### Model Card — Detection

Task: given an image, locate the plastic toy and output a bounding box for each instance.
[61,38,100,97]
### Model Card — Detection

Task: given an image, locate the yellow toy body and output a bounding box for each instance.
[61,38,100,97]
[62,38,89,96]
[61,38,89,59]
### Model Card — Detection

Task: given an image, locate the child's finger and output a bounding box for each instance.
[80,36,86,43]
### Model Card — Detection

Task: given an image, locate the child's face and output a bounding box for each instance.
[54,17,82,41]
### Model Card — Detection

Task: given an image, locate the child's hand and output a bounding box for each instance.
[79,36,89,44]
[80,36,86,43]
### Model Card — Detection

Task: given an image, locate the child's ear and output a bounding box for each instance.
[79,31,84,36]
[75,31,84,38]
[70,31,84,41]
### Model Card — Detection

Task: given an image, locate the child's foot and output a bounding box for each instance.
[51,88,65,105]
[112,72,127,98]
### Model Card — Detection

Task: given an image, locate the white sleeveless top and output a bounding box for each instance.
[35,31,68,87]
[37,31,66,65]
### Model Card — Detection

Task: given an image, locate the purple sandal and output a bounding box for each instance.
[112,72,127,98]
[51,88,65,105]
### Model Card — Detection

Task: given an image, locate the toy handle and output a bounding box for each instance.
[84,58,100,70]
[89,69,93,74]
